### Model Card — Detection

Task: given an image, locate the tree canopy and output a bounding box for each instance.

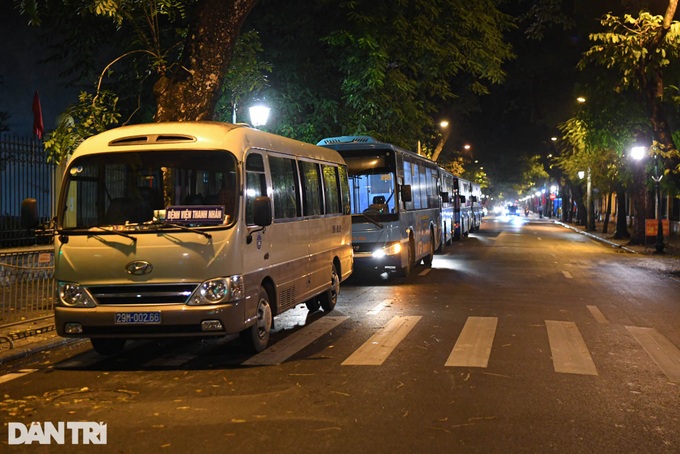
[16,0,515,164]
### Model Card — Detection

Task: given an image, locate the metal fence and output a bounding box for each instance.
[0,247,54,327]
[0,134,57,248]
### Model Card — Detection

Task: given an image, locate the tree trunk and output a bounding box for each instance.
[153,0,258,122]
[602,191,612,234]
[614,188,629,239]
[630,163,648,245]
[561,183,570,223]
[572,183,586,226]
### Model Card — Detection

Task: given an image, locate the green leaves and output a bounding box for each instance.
[43,91,121,163]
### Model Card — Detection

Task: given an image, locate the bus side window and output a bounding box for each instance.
[322,165,341,214]
[245,153,267,225]
[269,155,300,220]
[299,160,322,216]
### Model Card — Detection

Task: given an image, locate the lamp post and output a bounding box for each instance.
[630,145,664,253]
[652,155,665,253]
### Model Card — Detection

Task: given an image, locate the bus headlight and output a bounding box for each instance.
[372,242,401,258]
[188,275,244,305]
[57,282,97,308]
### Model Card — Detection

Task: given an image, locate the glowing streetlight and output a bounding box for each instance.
[431,120,451,161]
[249,104,270,127]
[630,146,646,161]
[630,144,664,253]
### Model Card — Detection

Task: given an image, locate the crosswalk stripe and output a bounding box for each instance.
[445,316,498,368]
[626,326,680,383]
[242,316,349,366]
[342,316,422,366]
[545,320,598,375]
[0,369,38,384]
[368,301,390,315]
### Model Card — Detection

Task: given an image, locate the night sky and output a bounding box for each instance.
[0,2,79,136]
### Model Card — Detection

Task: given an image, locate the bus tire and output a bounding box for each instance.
[423,231,434,268]
[319,263,339,312]
[399,238,415,278]
[305,298,321,312]
[91,338,126,355]
[240,286,272,353]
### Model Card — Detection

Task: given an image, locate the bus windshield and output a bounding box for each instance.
[343,153,397,216]
[59,150,238,230]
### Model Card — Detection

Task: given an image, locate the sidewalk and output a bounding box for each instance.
[2,217,678,365]
[0,316,83,365]
[552,217,680,257]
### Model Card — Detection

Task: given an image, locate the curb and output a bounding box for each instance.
[0,331,85,365]
[553,221,638,254]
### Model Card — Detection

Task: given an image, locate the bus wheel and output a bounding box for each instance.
[319,263,339,312]
[91,338,126,355]
[399,239,414,278]
[240,286,272,353]
[305,298,321,312]
[423,231,434,268]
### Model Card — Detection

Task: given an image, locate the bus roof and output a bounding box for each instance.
[317,135,421,155]
[68,122,346,165]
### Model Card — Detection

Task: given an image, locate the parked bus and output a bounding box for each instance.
[48,122,353,355]
[429,166,485,244]
[452,175,484,239]
[317,136,441,277]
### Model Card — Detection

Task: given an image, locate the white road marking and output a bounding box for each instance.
[586,305,608,324]
[342,316,422,366]
[419,268,432,276]
[368,301,389,315]
[626,326,680,383]
[0,368,38,384]
[562,271,573,279]
[545,320,598,376]
[242,316,349,366]
[445,317,498,368]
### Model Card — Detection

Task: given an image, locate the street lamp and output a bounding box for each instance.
[652,155,665,253]
[431,120,450,161]
[249,104,270,127]
[630,145,664,253]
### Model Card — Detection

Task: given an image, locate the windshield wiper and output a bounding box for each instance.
[357,213,384,229]
[86,226,137,242]
[150,221,213,239]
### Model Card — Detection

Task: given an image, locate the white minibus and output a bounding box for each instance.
[53,122,353,355]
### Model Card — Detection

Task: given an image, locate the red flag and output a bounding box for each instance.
[32,91,44,140]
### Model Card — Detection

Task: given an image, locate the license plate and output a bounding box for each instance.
[114,312,161,325]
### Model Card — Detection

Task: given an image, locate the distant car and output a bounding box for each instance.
[507,205,519,216]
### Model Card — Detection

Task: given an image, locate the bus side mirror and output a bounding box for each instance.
[21,198,39,230]
[440,192,449,203]
[401,185,412,203]
[253,196,272,227]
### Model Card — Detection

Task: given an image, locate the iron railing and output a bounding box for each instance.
[0,247,54,327]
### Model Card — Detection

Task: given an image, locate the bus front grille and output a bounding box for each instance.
[86,284,198,305]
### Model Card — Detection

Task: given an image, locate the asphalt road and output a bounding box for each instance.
[2,216,680,453]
